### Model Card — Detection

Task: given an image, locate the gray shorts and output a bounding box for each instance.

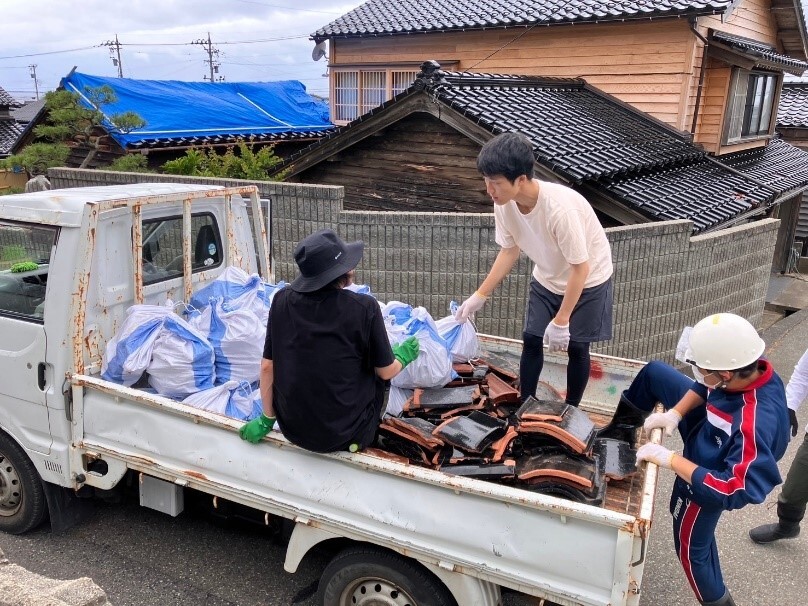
[525,277,613,343]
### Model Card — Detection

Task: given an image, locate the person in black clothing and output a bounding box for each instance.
[239,229,419,452]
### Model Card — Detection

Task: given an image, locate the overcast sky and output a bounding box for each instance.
[0,0,364,102]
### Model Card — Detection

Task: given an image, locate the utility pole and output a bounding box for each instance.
[102,35,124,77]
[192,32,223,82]
[28,64,39,100]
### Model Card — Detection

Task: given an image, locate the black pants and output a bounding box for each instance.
[520,333,590,405]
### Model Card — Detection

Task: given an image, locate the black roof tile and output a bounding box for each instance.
[125,129,335,150]
[430,71,702,182]
[711,31,808,74]
[601,160,769,231]
[778,83,808,128]
[313,0,733,40]
[0,120,25,156]
[0,85,20,108]
[285,62,808,233]
[721,137,808,194]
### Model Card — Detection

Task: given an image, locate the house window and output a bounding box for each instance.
[0,221,57,321]
[724,69,779,143]
[141,213,222,285]
[332,68,421,123]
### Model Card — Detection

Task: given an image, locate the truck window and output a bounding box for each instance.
[0,221,57,321]
[141,213,223,285]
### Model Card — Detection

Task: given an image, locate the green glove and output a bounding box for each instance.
[239,414,276,443]
[392,336,420,369]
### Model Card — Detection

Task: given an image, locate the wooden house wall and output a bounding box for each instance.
[331,20,695,128]
[700,0,780,45]
[331,1,788,153]
[686,1,782,152]
[292,113,491,212]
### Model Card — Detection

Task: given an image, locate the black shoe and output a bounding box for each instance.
[595,395,648,449]
[700,590,737,606]
[749,522,800,544]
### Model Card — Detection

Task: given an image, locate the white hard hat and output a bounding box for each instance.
[688,313,765,371]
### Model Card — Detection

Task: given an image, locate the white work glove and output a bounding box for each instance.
[643,409,683,437]
[543,320,570,352]
[455,292,487,324]
[636,443,677,469]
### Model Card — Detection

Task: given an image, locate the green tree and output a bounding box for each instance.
[162,141,287,181]
[1,142,70,178]
[107,154,150,173]
[1,86,147,174]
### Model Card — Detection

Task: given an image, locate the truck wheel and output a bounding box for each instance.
[318,545,455,606]
[0,433,46,534]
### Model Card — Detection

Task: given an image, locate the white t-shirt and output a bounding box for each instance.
[786,347,808,434]
[494,180,613,295]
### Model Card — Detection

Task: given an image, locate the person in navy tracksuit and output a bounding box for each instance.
[627,313,791,606]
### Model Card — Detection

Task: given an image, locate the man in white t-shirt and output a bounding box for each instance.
[456,132,614,406]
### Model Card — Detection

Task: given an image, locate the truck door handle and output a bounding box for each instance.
[38,363,46,391]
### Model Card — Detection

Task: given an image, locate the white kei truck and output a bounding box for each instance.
[0,183,660,606]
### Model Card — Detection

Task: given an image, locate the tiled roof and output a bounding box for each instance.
[0,85,20,108]
[778,83,808,128]
[313,0,733,40]
[432,72,703,182]
[10,99,46,124]
[0,120,25,156]
[721,137,808,194]
[602,162,771,230]
[284,62,808,233]
[126,129,334,150]
[711,31,808,74]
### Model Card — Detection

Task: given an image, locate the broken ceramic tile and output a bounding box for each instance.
[486,373,521,405]
[432,411,507,453]
[516,397,569,422]
[591,437,638,480]
[516,404,595,454]
[414,385,480,409]
[439,460,517,481]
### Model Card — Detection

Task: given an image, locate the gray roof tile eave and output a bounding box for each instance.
[311,1,732,41]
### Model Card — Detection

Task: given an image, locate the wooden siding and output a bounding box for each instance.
[330,1,792,152]
[693,60,732,152]
[293,113,492,212]
[687,1,782,152]
[700,0,780,45]
[331,20,695,128]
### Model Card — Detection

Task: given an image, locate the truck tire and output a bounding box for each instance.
[0,432,47,534]
[318,545,455,606]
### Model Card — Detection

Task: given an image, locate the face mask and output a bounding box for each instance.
[690,364,723,389]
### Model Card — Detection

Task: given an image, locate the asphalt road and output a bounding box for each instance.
[3,310,808,606]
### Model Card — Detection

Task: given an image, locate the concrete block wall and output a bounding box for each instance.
[49,168,779,363]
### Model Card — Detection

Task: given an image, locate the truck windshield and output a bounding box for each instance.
[0,221,58,321]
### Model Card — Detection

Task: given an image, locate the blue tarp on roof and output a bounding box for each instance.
[61,71,332,148]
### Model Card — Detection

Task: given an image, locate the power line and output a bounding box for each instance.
[0,34,309,62]
[0,45,100,60]
[230,0,343,15]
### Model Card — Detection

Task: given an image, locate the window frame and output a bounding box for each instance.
[140,211,223,286]
[723,68,781,145]
[330,66,424,124]
[0,220,59,323]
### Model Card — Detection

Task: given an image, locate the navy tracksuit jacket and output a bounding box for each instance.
[625,360,790,603]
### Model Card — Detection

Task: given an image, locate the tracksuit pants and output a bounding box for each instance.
[624,360,727,603]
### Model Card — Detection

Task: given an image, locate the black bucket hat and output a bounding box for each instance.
[290,229,364,293]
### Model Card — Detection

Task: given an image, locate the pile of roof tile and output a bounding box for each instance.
[374,360,637,506]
